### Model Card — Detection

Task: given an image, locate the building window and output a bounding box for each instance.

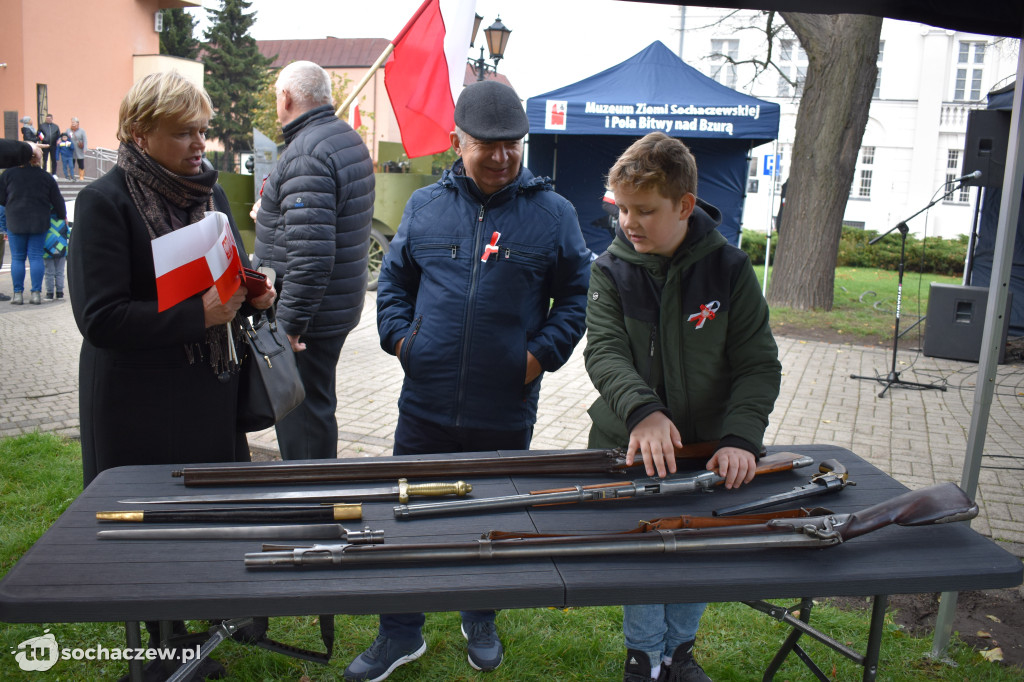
[851,146,875,198]
[777,39,807,98]
[748,157,758,177]
[945,149,971,203]
[954,41,986,101]
[710,39,738,89]
[873,41,884,99]
[747,178,759,194]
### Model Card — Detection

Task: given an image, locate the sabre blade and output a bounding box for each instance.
[96,523,381,542]
[119,487,398,504]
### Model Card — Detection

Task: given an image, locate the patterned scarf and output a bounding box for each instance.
[117,141,241,379]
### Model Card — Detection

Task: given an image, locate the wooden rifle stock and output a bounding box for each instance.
[835,482,977,541]
[174,442,721,487]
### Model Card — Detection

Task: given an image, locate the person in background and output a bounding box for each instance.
[38,114,62,177]
[67,117,88,181]
[43,214,69,300]
[0,147,65,305]
[356,80,591,682]
[20,115,39,143]
[0,139,42,168]
[57,133,75,180]
[253,61,374,460]
[584,132,781,682]
[0,206,10,302]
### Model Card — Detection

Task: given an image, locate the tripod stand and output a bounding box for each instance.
[851,193,953,398]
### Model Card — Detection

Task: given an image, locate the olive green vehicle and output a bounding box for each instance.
[366,171,437,290]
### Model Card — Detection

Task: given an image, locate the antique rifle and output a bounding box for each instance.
[96,504,363,524]
[393,452,813,519]
[244,483,977,569]
[172,443,722,487]
[712,459,853,516]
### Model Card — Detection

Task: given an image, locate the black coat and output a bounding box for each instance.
[38,122,61,147]
[69,167,250,486]
[254,105,375,339]
[0,165,66,234]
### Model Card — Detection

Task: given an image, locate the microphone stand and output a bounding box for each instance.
[850,182,964,397]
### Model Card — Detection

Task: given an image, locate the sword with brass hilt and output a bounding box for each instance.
[97,523,385,543]
[97,504,363,524]
[712,459,853,517]
[117,479,471,505]
[393,453,814,520]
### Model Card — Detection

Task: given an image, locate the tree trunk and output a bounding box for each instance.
[768,13,882,311]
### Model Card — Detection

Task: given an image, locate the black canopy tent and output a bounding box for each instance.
[625,0,1024,658]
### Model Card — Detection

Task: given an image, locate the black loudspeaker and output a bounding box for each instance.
[924,284,1010,363]
[963,109,1011,188]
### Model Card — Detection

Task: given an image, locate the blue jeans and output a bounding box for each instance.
[8,232,45,293]
[623,602,707,666]
[379,412,533,640]
[61,158,74,179]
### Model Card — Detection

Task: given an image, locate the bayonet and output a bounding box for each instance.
[393,453,814,519]
[119,479,471,504]
[245,483,978,569]
[97,523,384,543]
[712,458,853,516]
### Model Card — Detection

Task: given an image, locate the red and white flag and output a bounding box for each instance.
[385,0,476,158]
[151,212,242,312]
[349,102,362,130]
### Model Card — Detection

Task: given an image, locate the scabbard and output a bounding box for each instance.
[98,524,384,542]
[96,504,362,524]
[173,443,720,487]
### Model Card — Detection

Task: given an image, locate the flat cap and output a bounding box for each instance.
[454,81,528,141]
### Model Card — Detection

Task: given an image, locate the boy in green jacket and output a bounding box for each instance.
[584,132,782,682]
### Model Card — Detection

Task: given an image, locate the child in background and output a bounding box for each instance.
[583,132,782,682]
[43,215,69,300]
[56,134,75,180]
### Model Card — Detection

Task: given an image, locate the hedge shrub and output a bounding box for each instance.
[741,226,968,276]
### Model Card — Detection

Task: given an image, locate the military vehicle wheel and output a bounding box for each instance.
[367,227,390,292]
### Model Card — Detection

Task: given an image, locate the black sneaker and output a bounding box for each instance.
[0,293,9,302]
[343,633,426,682]
[461,621,504,671]
[45,292,53,300]
[662,641,711,682]
[55,292,64,299]
[624,648,660,682]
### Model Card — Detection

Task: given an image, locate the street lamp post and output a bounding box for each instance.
[469,15,511,82]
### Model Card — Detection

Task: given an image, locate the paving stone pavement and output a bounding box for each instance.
[1,280,1022,557]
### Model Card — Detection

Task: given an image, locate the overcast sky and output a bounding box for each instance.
[191,0,684,99]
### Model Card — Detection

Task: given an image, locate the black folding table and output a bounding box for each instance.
[1,444,1020,681]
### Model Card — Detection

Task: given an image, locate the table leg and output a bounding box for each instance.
[861,594,888,682]
[124,621,143,682]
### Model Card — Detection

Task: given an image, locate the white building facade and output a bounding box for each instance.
[676,10,1019,240]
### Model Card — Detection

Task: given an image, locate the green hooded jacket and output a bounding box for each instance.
[584,198,781,455]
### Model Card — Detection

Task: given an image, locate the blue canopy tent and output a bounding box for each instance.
[525,41,780,253]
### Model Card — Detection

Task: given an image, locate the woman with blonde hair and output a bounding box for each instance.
[70,71,275,487]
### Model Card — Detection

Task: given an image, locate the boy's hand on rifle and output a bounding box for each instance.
[708,447,757,489]
[627,411,682,478]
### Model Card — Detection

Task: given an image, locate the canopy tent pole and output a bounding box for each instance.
[931,34,1024,659]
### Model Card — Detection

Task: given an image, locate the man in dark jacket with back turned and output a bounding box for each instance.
[348,80,591,682]
[254,60,374,460]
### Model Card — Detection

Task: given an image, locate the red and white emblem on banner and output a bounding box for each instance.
[545,100,567,130]
[687,300,720,330]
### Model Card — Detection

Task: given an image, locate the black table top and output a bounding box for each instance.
[1,444,1020,624]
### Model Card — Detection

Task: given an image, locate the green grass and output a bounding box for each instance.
[758,266,963,344]
[1,433,1020,680]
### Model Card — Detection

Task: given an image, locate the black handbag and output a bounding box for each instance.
[237,308,305,432]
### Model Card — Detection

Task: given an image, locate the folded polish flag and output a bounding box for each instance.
[151,212,242,312]
[385,0,477,158]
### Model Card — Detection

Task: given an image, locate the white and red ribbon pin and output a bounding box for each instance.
[687,300,720,329]
[481,231,501,262]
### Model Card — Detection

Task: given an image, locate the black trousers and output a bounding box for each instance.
[379,412,533,639]
[275,332,347,460]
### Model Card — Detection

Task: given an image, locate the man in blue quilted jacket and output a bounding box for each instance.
[254,60,375,460]
[347,81,591,681]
